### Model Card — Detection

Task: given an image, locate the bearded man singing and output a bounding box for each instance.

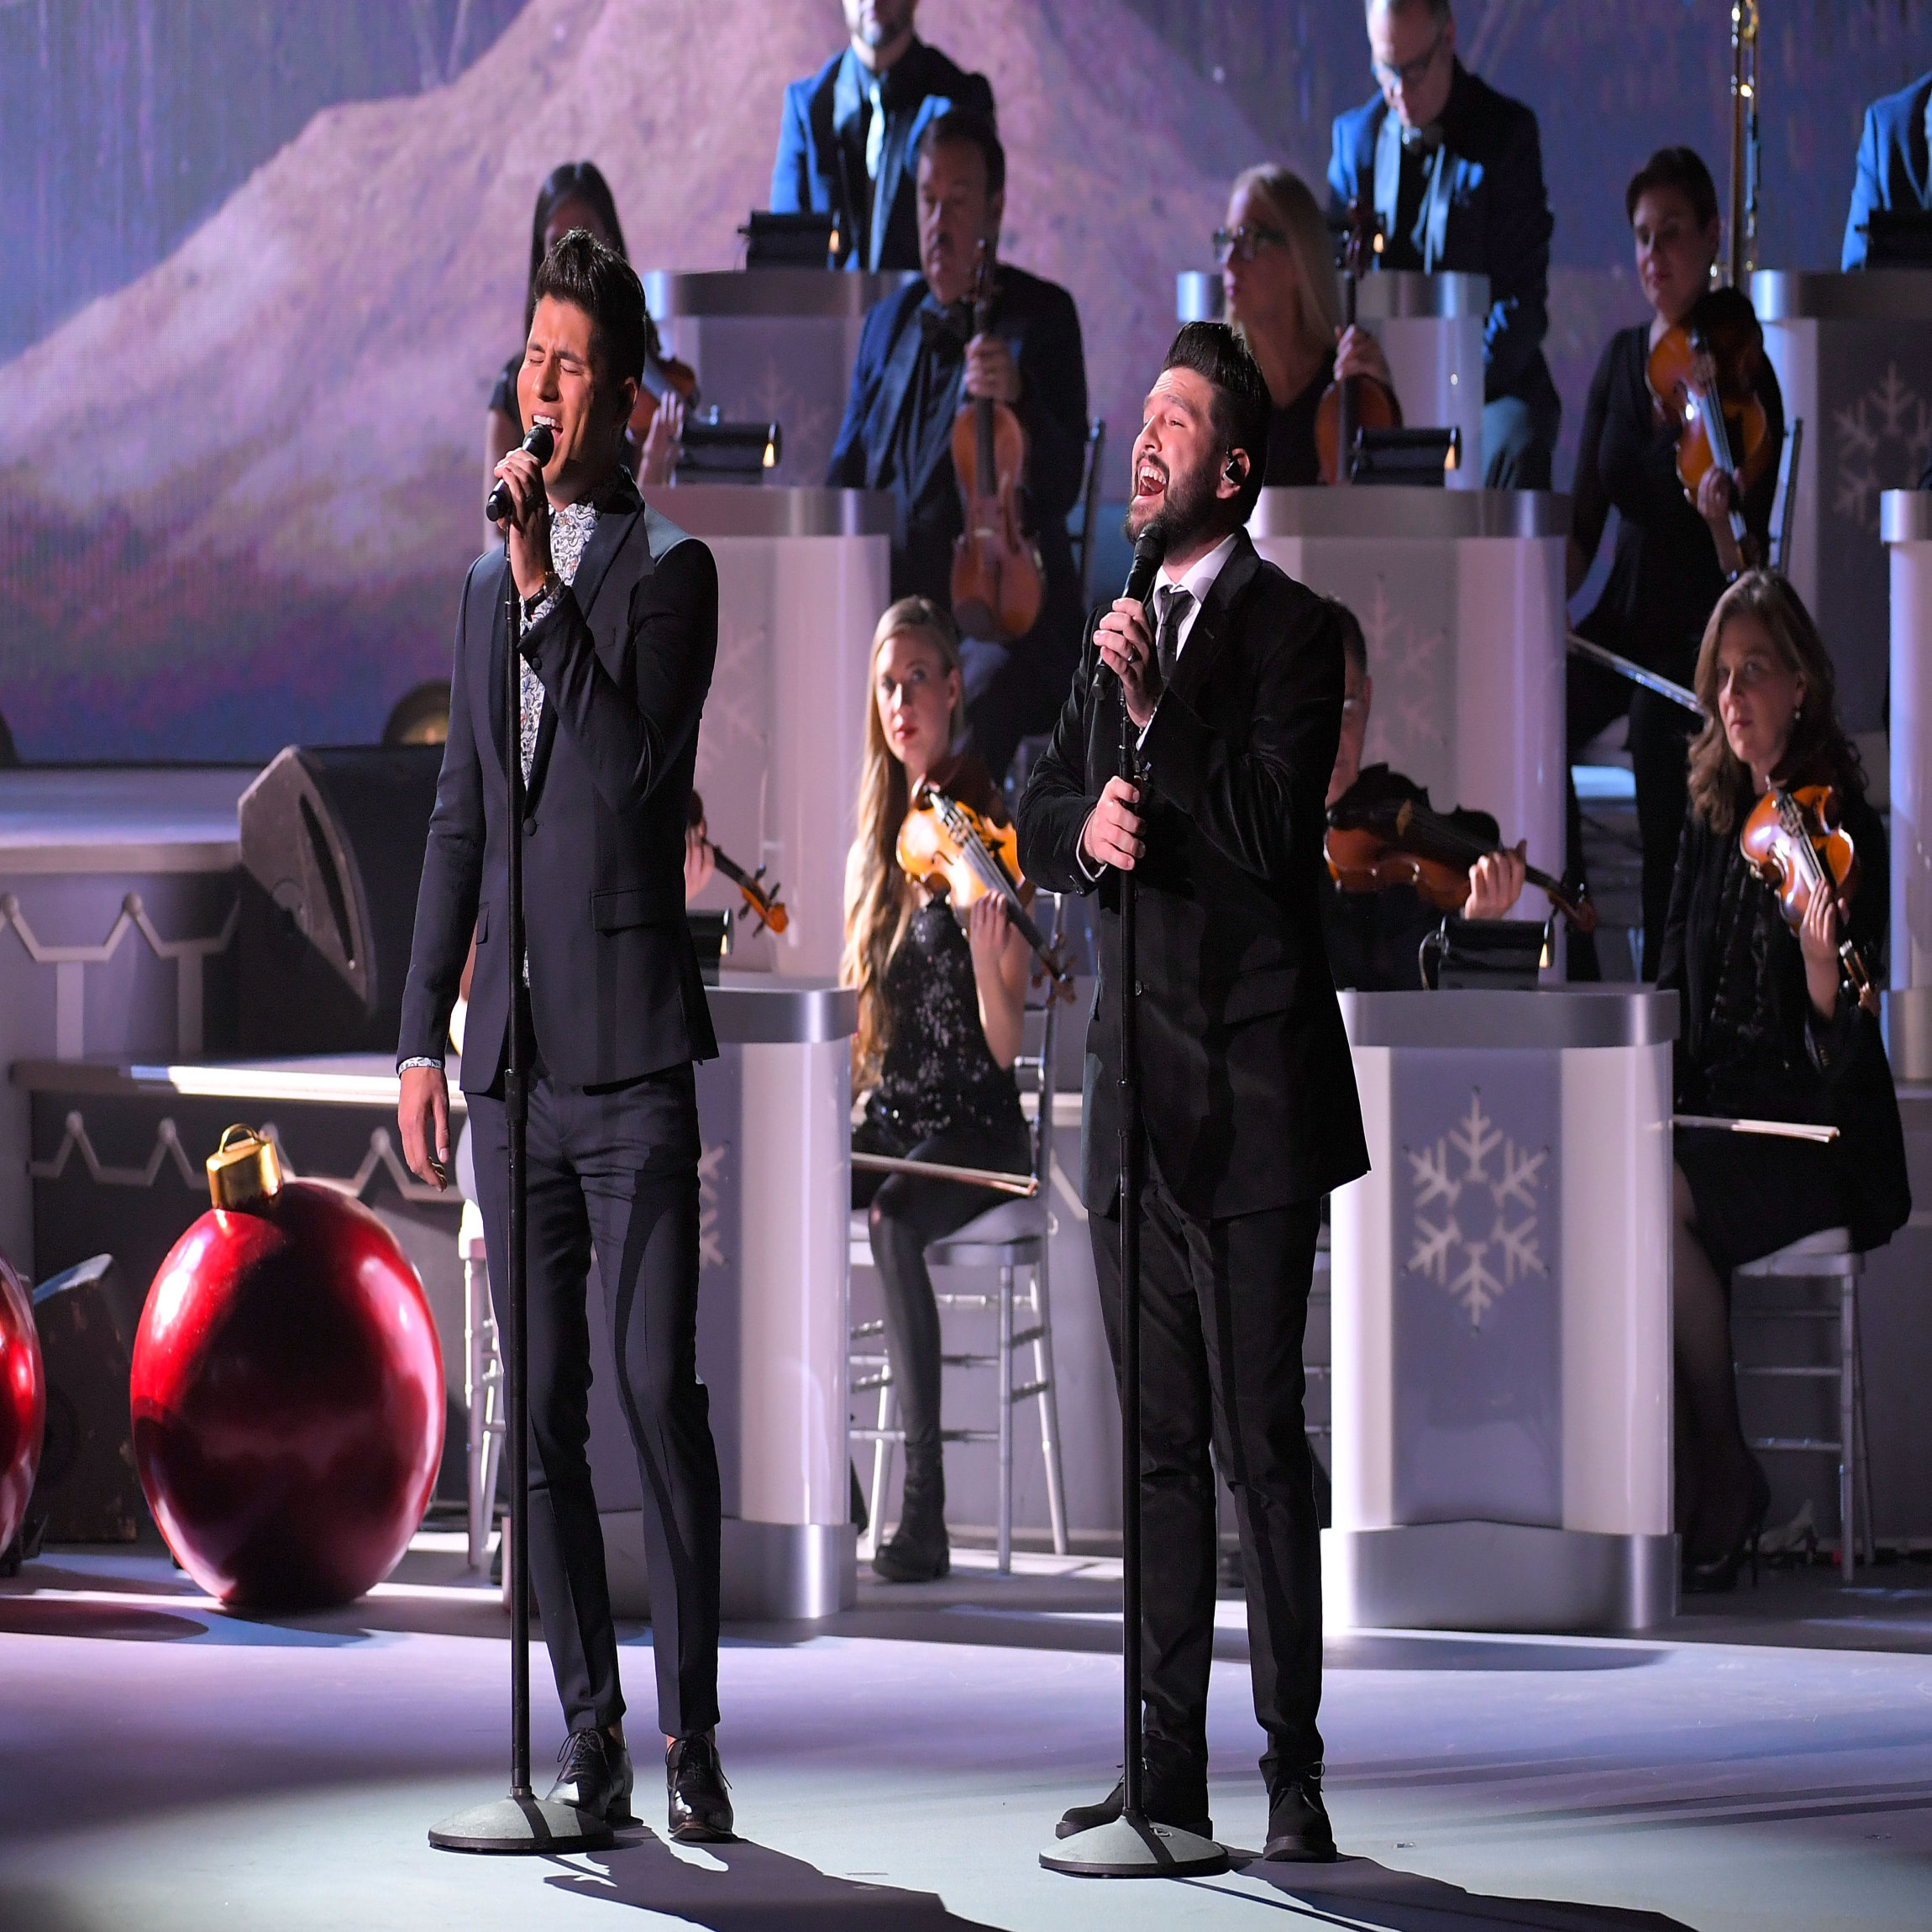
[1016,322,1368,1861]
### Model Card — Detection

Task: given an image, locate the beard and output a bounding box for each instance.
[1122,451,1225,557]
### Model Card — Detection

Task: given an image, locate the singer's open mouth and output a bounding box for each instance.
[1135,459,1166,499]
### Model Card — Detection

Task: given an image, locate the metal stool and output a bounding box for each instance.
[850,900,1072,1574]
[1734,1226,1874,1582]
[460,1201,506,1572]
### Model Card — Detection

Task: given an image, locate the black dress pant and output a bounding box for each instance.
[468,1060,721,1740]
[1090,1156,1326,1782]
[852,1118,1033,1454]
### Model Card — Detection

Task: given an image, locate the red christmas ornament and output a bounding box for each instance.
[131,1126,444,1610]
[0,1253,45,1558]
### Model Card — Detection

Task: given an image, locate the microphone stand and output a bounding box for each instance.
[432,539,612,1855]
[1042,585,1227,1881]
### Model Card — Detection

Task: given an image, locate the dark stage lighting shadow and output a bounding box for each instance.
[1326,1635,1665,1672]
[1210,1851,1695,1930]
[0,1598,206,1642]
[543,1831,1004,1929]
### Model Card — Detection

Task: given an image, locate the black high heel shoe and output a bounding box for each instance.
[1683,1467,1772,1595]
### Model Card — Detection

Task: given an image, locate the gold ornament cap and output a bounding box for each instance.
[207,1125,283,1210]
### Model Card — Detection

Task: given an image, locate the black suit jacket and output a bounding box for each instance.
[827,266,1089,675]
[398,470,719,1091]
[1328,60,1555,409]
[1016,531,1368,1220]
[769,39,995,273]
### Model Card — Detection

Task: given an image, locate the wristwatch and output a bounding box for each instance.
[522,570,561,618]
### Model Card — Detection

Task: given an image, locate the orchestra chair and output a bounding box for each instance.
[849,895,1072,1574]
[459,1201,507,1573]
[1071,419,1108,604]
[1732,1225,1874,1583]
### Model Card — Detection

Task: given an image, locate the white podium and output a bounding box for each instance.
[1248,487,1569,925]
[589,978,859,1620]
[1327,989,1679,1632]
[642,485,892,982]
[1177,270,1486,489]
[1884,489,1932,1077]
[1752,270,1932,732]
[641,269,917,489]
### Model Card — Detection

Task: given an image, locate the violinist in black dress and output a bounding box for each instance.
[844,596,1033,1583]
[1568,148,1783,978]
[1661,573,1908,1590]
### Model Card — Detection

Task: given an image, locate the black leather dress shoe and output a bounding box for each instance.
[667,1730,734,1842]
[1055,1774,1212,1843]
[546,1728,635,1825]
[1263,1767,1336,1861]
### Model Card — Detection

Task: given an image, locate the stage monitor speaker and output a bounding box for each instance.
[28,1254,148,1545]
[235,743,444,1055]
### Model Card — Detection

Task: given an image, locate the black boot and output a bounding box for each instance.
[874,1445,949,1583]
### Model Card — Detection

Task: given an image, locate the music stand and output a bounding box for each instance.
[429,564,613,1856]
[1041,587,1228,1881]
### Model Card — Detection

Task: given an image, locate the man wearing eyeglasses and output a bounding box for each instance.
[1328,0,1559,490]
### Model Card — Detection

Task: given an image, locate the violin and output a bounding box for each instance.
[627,312,701,448]
[1739,783,1879,1015]
[1326,785,1597,932]
[949,240,1045,643]
[1646,286,1772,564]
[1314,202,1402,486]
[895,784,1073,995]
[687,790,787,936]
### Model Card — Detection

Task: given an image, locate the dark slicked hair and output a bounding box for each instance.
[1161,321,1271,519]
[531,228,649,389]
[1625,146,1719,231]
[918,108,1005,199]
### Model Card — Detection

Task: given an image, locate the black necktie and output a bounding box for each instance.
[1155,585,1193,688]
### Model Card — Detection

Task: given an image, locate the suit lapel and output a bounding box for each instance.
[485,551,513,784]
[525,479,643,806]
[1162,533,1260,719]
[872,292,938,486]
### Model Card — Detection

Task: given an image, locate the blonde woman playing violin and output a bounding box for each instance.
[842,596,1033,1582]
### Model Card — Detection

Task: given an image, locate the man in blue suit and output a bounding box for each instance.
[770,0,995,274]
[1842,71,1932,270]
[1329,0,1559,489]
[827,110,1089,781]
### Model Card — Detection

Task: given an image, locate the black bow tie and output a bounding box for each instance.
[918,302,973,359]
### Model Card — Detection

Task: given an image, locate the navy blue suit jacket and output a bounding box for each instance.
[398,471,719,1092]
[1328,61,1553,407]
[826,266,1089,665]
[769,39,995,273]
[1842,71,1932,270]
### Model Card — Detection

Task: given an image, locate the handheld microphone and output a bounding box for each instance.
[486,422,556,524]
[1110,528,1168,696]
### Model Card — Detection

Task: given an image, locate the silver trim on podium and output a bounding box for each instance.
[1882,489,1932,543]
[642,267,919,318]
[1248,486,1570,540]
[1325,1524,1679,1633]
[1751,269,1932,323]
[1340,986,1680,1050]
[599,1515,858,1620]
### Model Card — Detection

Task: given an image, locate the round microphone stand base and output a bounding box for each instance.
[429,1795,616,1855]
[1039,1815,1229,1878]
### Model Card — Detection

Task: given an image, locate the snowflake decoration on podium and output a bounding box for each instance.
[1833,364,1932,531]
[698,1140,729,1272]
[1406,1089,1546,1328]
[1357,576,1446,780]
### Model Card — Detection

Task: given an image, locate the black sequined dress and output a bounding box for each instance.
[857,900,1026,1156]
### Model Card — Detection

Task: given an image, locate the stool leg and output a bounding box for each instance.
[1853,1279,1876,1568]
[998,1261,1014,1575]
[1031,1252,1069,1557]
[465,1252,488,1572]
[1840,1273,1856,1584]
[868,1378,895,1561]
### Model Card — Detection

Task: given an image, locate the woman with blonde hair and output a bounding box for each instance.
[843,596,1033,1582]
[1217,163,1398,485]
[1658,571,1907,1591]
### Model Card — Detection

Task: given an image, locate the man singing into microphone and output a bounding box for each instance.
[396,229,731,1841]
[1017,323,1368,1859]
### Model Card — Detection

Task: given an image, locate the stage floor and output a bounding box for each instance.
[2,1538,1929,1931]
